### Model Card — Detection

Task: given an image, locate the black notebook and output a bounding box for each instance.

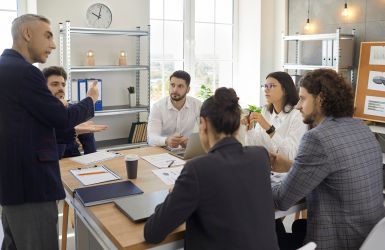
[74,180,143,207]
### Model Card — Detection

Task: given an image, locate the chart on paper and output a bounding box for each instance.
[141,153,185,168]
[152,166,184,185]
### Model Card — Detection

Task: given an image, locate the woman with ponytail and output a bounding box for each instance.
[145,87,279,250]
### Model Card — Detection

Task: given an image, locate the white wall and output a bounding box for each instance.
[236,0,287,107]
[36,0,149,142]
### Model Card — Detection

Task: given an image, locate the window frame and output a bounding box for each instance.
[149,0,238,103]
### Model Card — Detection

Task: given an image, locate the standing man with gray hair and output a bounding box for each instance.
[0,14,98,250]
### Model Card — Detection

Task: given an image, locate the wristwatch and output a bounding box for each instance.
[266,125,275,135]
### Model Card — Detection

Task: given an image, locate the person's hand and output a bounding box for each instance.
[249,112,270,130]
[59,97,69,107]
[165,134,185,148]
[179,136,188,148]
[75,121,108,134]
[241,113,256,130]
[87,80,99,104]
[269,151,292,173]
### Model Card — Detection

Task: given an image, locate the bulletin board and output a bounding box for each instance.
[354,42,385,123]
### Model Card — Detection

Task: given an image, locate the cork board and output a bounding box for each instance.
[354,42,385,122]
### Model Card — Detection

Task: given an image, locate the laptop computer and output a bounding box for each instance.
[114,190,169,222]
[169,132,206,160]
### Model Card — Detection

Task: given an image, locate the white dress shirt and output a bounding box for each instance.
[244,105,307,160]
[147,96,202,146]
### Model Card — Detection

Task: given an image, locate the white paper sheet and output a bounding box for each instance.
[364,95,385,117]
[270,172,288,184]
[70,151,123,165]
[70,165,121,185]
[152,166,184,185]
[141,153,185,169]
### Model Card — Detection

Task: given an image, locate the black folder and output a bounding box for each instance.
[75,180,143,207]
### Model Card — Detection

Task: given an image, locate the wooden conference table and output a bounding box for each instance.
[60,146,305,250]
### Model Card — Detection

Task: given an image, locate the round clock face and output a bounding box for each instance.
[86,3,112,28]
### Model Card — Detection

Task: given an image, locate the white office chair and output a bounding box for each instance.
[360,217,385,250]
[297,242,316,250]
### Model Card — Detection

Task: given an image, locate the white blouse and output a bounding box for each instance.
[244,106,307,160]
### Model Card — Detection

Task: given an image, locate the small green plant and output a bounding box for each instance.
[197,84,213,100]
[247,105,262,113]
[247,105,262,129]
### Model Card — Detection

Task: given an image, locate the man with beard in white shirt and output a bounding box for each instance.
[148,70,201,148]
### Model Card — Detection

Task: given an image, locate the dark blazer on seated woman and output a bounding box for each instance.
[144,137,279,250]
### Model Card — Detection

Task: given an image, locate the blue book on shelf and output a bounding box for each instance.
[87,79,103,111]
[77,79,87,102]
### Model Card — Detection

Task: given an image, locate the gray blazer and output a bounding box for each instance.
[272,117,385,249]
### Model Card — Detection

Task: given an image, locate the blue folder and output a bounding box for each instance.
[75,180,143,207]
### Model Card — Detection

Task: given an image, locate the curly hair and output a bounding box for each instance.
[299,69,354,117]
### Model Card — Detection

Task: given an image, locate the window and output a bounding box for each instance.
[0,1,18,53]
[194,0,233,92]
[150,0,234,103]
[150,0,184,102]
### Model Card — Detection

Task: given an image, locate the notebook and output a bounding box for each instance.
[114,190,169,222]
[170,132,205,160]
[75,180,143,207]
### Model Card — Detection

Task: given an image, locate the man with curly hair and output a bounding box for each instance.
[270,69,385,249]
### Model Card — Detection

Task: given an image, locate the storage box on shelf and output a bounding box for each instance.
[59,21,150,148]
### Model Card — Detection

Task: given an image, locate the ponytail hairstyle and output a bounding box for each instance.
[200,87,241,135]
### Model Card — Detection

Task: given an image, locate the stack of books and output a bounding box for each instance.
[128,122,148,143]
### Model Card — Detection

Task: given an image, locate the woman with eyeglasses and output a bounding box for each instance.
[243,71,307,160]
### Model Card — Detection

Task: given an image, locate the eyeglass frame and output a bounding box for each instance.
[260,83,278,89]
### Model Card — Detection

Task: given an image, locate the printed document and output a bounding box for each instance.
[152,166,183,185]
[70,150,122,165]
[70,165,120,186]
[141,153,185,169]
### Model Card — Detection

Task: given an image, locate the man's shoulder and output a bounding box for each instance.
[0,49,31,70]
[152,96,169,107]
[186,95,202,104]
[307,117,369,142]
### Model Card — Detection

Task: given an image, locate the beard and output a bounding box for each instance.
[302,108,319,126]
[170,92,187,102]
[55,91,65,99]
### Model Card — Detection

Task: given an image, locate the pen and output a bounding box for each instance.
[78,171,107,176]
[167,160,175,168]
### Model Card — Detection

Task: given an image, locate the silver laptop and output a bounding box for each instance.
[170,132,206,160]
[114,190,169,222]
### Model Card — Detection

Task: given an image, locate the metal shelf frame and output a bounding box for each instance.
[58,21,151,119]
[281,28,355,82]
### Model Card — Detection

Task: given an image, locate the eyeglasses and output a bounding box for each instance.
[260,83,277,89]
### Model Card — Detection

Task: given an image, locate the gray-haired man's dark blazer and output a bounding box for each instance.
[272,117,385,249]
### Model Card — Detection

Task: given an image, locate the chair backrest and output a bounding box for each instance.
[297,242,316,250]
[360,217,385,250]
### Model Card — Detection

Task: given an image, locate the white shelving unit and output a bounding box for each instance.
[282,28,355,82]
[59,21,150,119]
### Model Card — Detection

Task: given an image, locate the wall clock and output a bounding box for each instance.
[86,3,112,28]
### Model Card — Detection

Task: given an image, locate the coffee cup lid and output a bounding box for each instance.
[125,154,139,161]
